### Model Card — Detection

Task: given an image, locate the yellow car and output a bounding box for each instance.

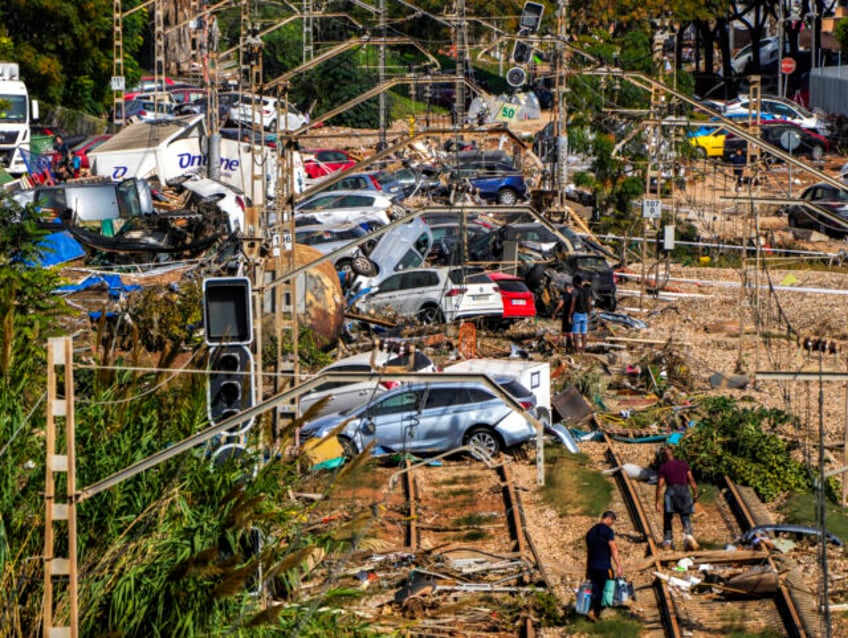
[688,126,728,158]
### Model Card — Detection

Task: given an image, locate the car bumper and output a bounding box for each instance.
[495,412,537,448]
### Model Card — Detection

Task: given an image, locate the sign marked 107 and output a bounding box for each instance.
[642,199,662,219]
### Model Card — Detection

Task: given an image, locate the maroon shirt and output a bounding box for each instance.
[659,458,690,485]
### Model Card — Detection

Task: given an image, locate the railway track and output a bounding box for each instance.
[381,450,554,636]
[604,434,819,638]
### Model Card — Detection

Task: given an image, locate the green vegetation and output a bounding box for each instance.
[453,512,497,527]
[543,449,612,518]
[781,493,848,543]
[0,194,383,635]
[569,608,642,637]
[677,396,811,502]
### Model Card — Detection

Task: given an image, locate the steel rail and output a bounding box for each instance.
[723,476,809,638]
[604,434,682,638]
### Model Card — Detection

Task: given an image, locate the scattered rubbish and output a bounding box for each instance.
[622,463,659,483]
[552,385,593,423]
[549,424,580,453]
[677,557,695,570]
[739,524,844,547]
[779,273,799,287]
[311,456,345,471]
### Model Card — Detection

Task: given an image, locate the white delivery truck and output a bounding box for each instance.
[88,115,306,209]
[444,358,551,418]
[0,62,39,175]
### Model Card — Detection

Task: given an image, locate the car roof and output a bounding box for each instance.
[321,349,432,371]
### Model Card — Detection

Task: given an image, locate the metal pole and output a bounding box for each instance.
[555,0,568,210]
[378,0,387,148]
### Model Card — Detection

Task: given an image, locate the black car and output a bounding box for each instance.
[722,122,829,162]
[778,182,848,238]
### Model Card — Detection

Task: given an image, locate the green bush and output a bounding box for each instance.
[677,397,811,502]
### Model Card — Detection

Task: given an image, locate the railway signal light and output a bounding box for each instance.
[207,344,255,439]
[203,277,253,346]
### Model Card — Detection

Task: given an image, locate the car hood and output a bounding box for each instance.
[300,410,359,439]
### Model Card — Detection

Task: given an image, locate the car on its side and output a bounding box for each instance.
[300,377,537,457]
[730,37,785,75]
[349,217,433,288]
[724,96,827,134]
[229,94,308,132]
[354,266,503,324]
[487,271,536,320]
[778,182,848,238]
[722,121,829,161]
[303,149,356,179]
[295,223,374,275]
[299,349,439,418]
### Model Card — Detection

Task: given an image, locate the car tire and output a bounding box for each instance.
[362,239,378,255]
[352,255,377,276]
[418,303,443,324]
[811,145,824,161]
[336,258,353,277]
[497,188,518,205]
[464,426,502,456]
[695,146,707,159]
[338,436,358,458]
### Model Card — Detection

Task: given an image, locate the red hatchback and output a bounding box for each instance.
[487,272,536,320]
[303,149,356,179]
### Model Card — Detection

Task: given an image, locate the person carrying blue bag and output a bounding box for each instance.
[584,510,624,622]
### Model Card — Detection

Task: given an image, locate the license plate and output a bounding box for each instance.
[511,299,526,305]
[471,295,489,300]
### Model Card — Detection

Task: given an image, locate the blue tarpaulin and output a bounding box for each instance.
[29,231,86,267]
[55,274,142,300]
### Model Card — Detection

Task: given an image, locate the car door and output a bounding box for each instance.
[415,386,471,451]
[361,272,406,312]
[356,389,424,451]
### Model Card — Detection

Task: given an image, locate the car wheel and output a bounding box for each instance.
[362,239,378,255]
[695,146,707,159]
[352,255,377,276]
[336,258,353,277]
[497,188,518,205]
[464,426,502,456]
[338,436,358,458]
[537,407,552,431]
[418,303,443,324]
[811,145,824,161]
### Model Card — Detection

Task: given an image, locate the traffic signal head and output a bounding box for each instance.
[512,40,533,65]
[203,277,253,345]
[207,344,255,436]
[519,2,545,33]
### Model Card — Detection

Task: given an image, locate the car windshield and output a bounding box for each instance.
[0,95,27,122]
[576,256,610,272]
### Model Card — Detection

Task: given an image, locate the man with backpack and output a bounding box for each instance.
[569,275,594,354]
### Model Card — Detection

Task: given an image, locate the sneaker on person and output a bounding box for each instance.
[661,540,673,550]
[586,610,598,623]
[683,534,700,551]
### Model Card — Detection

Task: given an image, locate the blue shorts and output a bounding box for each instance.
[572,312,589,334]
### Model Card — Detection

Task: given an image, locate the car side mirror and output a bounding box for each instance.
[361,419,376,436]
